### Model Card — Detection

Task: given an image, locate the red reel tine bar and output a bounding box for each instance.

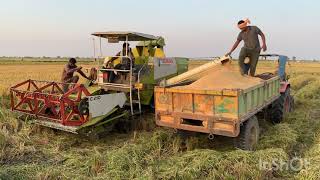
[10,79,91,126]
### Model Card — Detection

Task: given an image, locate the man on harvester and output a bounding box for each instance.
[226,19,267,76]
[105,42,135,82]
[61,58,90,92]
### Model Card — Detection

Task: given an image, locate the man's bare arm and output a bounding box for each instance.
[226,40,241,56]
[77,69,90,80]
[259,32,267,52]
[129,50,135,61]
[66,66,81,75]
[109,52,121,62]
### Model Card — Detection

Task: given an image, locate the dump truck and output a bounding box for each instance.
[154,54,293,150]
[10,31,189,135]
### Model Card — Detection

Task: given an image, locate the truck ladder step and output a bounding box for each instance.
[101,83,134,92]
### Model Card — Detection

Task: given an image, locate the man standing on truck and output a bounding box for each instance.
[61,58,90,92]
[226,19,267,76]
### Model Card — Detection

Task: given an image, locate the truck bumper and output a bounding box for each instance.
[155,111,240,137]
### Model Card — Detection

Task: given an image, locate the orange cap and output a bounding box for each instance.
[238,18,251,29]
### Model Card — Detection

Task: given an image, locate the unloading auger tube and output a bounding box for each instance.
[160,55,231,87]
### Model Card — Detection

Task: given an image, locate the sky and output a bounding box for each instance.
[0,0,319,60]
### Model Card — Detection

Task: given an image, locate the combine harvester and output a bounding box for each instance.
[155,54,294,150]
[10,31,189,135]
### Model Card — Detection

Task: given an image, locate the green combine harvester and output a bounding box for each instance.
[10,31,189,135]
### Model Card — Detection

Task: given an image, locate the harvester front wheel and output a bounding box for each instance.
[234,115,260,151]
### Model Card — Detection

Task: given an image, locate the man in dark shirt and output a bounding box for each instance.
[226,19,267,76]
[61,58,90,92]
[106,43,135,70]
[106,43,135,82]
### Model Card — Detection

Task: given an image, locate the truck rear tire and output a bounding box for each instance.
[268,88,292,124]
[289,94,295,112]
[234,115,260,151]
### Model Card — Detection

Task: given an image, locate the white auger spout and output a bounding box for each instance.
[160,55,231,87]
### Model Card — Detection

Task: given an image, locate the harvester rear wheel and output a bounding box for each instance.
[234,115,260,151]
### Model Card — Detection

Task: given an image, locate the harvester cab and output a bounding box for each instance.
[10,31,189,134]
[91,31,164,116]
[91,31,188,114]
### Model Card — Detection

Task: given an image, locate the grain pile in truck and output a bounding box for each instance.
[173,63,263,90]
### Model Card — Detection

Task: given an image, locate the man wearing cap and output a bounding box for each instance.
[61,58,90,92]
[226,19,267,76]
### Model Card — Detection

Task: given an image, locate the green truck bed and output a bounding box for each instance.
[155,76,280,137]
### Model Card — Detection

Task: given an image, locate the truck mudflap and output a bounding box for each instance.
[156,111,240,137]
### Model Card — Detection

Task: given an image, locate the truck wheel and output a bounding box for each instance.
[234,115,259,151]
[289,95,295,112]
[269,88,291,123]
[150,96,155,109]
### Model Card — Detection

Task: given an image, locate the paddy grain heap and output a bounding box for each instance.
[177,64,263,90]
